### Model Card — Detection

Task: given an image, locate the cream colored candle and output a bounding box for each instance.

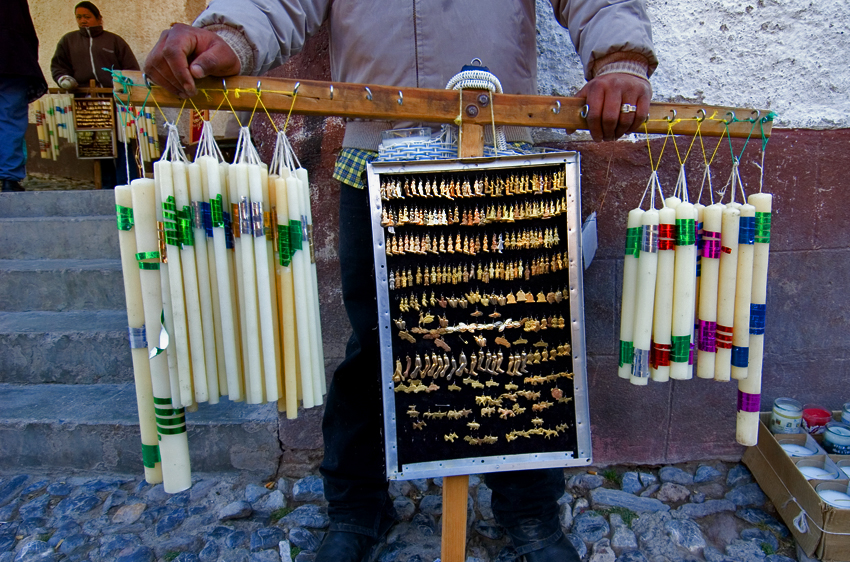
[263,170,284,403]
[130,178,192,493]
[618,208,644,379]
[670,202,697,380]
[173,161,209,403]
[233,163,265,404]
[200,156,242,401]
[222,162,246,399]
[187,162,219,403]
[714,205,741,381]
[690,202,705,378]
[199,160,227,394]
[154,173,182,409]
[286,174,316,408]
[737,193,772,446]
[696,204,724,378]
[630,209,660,386]
[156,161,194,407]
[249,164,281,402]
[731,203,756,380]
[229,164,250,398]
[114,185,163,484]
[275,178,299,417]
[650,205,677,382]
[296,168,326,400]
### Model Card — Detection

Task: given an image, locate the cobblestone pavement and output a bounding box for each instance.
[20,174,97,191]
[0,461,813,562]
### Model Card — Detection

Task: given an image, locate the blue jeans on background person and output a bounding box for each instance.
[320,182,566,541]
[0,76,30,182]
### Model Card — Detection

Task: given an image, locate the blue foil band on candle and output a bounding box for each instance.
[128,326,148,349]
[641,224,658,253]
[731,345,749,367]
[739,216,755,245]
[223,212,234,249]
[737,390,761,413]
[749,303,766,335]
[201,202,213,237]
[632,348,650,378]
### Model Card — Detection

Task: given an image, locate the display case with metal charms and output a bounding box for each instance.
[367,152,592,480]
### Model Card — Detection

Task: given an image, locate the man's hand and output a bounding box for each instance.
[573,73,652,142]
[144,23,241,99]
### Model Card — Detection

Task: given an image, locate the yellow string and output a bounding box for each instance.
[221,91,242,128]
[257,94,280,134]
[643,121,671,172]
[698,124,727,168]
[173,100,188,126]
[247,93,262,127]
[150,95,171,124]
[282,90,298,134]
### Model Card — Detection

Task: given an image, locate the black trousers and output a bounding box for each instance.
[319,183,566,543]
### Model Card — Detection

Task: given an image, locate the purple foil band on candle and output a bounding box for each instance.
[702,231,721,259]
[688,341,695,365]
[737,391,761,413]
[698,320,717,352]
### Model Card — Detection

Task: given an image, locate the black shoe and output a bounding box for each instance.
[504,517,581,562]
[1,180,24,192]
[315,531,380,562]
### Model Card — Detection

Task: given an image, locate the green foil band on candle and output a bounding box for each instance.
[670,335,691,363]
[210,195,224,228]
[618,340,634,367]
[153,396,173,405]
[278,224,291,267]
[116,205,134,231]
[754,211,772,244]
[135,251,161,270]
[157,416,185,427]
[157,424,187,435]
[289,220,302,253]
[141,443,161,468]
[177,207,195,247]
[162,196,180,247]
[675,219,696,246]
[624,227,641,257]
[154,405,182,416]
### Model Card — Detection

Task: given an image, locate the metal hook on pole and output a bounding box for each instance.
[666,109,677,123]
[222,79,227,95]
[365,87,373,101]
[552,100,561,114]
[398,91,403,105]
[696,108,706,123]
[329,84,333,100]
[579,105,589,119]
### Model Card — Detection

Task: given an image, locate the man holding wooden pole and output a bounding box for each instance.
[145,1,656,560]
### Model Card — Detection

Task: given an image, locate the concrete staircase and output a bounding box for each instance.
[0,190,280,476]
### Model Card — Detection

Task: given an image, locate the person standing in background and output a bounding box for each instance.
[0,0,47,193]
[51,1,140,188]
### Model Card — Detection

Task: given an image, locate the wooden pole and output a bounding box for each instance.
[94,160,102,190]
[114,71,772,139]
[440,121,485,562]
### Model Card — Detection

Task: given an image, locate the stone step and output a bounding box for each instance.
[0,216,118,260]
[0,310,132,385]
[0,189,116,218]
[0,259,125,312]
[0,383,280,476]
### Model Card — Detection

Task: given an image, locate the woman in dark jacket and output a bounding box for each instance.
[0,0,47,192]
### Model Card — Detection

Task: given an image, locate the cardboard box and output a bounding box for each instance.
[743,414,850,561]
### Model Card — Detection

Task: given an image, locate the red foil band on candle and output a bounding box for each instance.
[737,391,761,413]
[651,341,672,368]
[721,246,732,254]
[698,320,717,352]
[657,224,676,251]
[701,231,721,259]
[716,324,734,349]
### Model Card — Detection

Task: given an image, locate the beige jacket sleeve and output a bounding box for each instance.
[549,0,658,80]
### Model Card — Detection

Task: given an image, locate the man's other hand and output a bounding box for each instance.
[573,73,652,142]
[144,23,241,99]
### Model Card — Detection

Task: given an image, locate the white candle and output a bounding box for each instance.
[232,163,265,404]
[818,489,850,508]
[737,193,772,446]
[130,178,192,493]
[229,165,250,400]
[263,170,284,404]
[618,208,644,379]
[670,202,697,380]
[275,178,299,418]
[249,164,281,402]
[114,185,163,485]
[630,209,660,386]
[200,156,242,401]
[696,204,724,378]
[155,161,195,408]
[690,203,705,378]
[222,162,246,400]
[188,162,220,404]
[799,466,836,481]
[731,204,756,380]
[714,205,741,381]
[173,161,209,403]
[297,168,326,401]
[651,205,677,382]
[286,174,316,408]
[780,443,815,457]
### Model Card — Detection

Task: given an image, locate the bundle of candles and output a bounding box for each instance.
[114,120,325,490]
[117,104,161,163]
[31,94,76,160]
[617,159,773,446]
